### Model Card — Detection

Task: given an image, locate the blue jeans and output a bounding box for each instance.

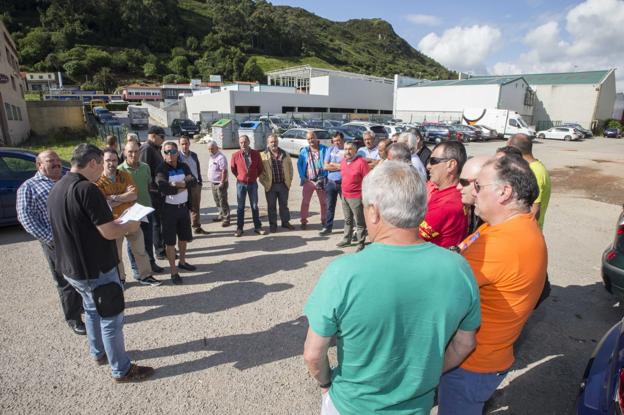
[437,367,508,415]
[64,268,132,379]
[324,180,341,230]
[128,213,154,280]
[236,181,262,230]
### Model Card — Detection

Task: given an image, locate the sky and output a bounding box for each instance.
[271,0,624,90]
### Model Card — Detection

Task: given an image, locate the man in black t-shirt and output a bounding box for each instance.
[140,126,166,259]
[48,144,154,383]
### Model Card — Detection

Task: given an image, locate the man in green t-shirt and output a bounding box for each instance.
[303,160,481,415]
[508,134,551,229]
[118,141,164,276]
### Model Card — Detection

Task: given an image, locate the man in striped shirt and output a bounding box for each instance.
[16,150,86,335]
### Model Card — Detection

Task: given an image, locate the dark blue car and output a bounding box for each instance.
[0,148,69,226]
[576,316,624,414]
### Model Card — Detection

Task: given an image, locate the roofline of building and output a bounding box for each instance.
[599,68,616,85]
[266,64,393,84]
[408,76,527,88]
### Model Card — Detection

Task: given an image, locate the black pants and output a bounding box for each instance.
[151,194,165,257]
[40,242,83,323]
[266,182,291,228]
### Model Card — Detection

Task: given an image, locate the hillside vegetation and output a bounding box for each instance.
[1,0,454,92]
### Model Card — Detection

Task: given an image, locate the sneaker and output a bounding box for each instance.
[269,226,277,234]
[351,234,358,242]
[150,262,164,273]
[114,364,155,383]
[194,228,209,235]
[234,229,243,237]
[68,319,86,336]
[336,239,351,248]
[212,217,222,222]
[171,273,183,285]
[300,223,307,230]
[155,253,166,261]
[282,222,295,230]
[139,276,163,286]
[254,228,268,235]
[178,262,196,271]
[318,227,332,236]
[222,220,231,227]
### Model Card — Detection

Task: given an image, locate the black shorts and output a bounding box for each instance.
[162,203,193,246]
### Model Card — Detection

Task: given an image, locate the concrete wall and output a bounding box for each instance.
[394,110,463,123]
[26,101,86,136]
[321,76,393,109]
[394,84,500,114]
[531,84,598,129]
[594,70,616,124]
[498,80,534,122]
[143,101,182,127]
[613,93,624,121]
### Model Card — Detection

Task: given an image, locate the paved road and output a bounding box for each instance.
[1,137,623,414]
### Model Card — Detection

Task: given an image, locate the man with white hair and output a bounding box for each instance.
[356,131,381,169]
[438,155,547,414]
[397,132,427,181]
[386,142,412,164]
[304,161,481,415]
[206,140,230,227]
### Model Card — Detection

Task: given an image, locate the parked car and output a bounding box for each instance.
[384,125,405,136]
[170,118,200,137]
[474,125,498,140]
[605,128,622,138]
[98,113,114,124]
[0,148,69,226]
[419,124,460,144]
[341,122,389,140]
[561,123,593,138]
[601,206,624,301]
[536,127,583,141]
[450,124,481,142]
[278,128,331,156]
[576,315,624,414]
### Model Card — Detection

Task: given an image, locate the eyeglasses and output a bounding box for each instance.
[458,178,475,187]
[163,149,178,155]
[474,180,498,193]
[428,157,452,165]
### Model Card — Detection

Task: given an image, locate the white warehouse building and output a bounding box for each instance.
[393,76,535,124]
[394,69,616,130]
[184,66,394,121]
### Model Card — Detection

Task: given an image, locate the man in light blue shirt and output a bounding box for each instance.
[357,131,381,169]
[320,132,345,235]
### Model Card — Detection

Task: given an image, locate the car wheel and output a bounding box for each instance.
[538,134,545,139]
[564,135,571,141]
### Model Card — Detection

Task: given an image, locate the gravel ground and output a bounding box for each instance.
[1,136,623,414]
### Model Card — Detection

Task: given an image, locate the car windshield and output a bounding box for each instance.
[517,118,529,128]
[180,120,195,127]
[370,126,386,134]
[315,131,330,140]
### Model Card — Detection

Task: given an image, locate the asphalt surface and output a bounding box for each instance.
[1,135,623,414]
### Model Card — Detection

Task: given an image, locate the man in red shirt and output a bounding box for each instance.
[419,141,468,248]
[231,135,267,237]
[337,141,370,251]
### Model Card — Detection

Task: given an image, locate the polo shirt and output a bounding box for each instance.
[95,170,136,219]
[529,160,551,229]
[48,172,117,280]
[340,156,369,199]
[419,181,468,248]
[117,161,152,208]
[357,146,380,160]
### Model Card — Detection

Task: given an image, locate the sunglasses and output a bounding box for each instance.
[163,149,178,155]
[428,157,452,165]
[474,180,498,193]
[459,178,475,187]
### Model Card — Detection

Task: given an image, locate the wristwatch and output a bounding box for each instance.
[319,380,332,389]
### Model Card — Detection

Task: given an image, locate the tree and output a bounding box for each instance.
[167,55,189,76]
[18,28,53,64]
[63,60,87,80]
[143,62,158,78]
[241,58,265,83]
[84,48,112,71]
[91,67,116,93]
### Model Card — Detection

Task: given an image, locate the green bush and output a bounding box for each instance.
[607,119,622,129]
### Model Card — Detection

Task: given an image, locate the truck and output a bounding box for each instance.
[462,108,535,139]
[127,105,150,129]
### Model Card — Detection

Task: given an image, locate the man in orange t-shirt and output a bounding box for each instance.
[438,155,547,415]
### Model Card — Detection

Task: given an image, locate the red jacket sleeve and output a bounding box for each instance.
[231,153,238,177]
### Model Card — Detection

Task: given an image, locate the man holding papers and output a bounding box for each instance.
[96,147,162,286]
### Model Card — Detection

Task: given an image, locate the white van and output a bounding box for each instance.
[462,108,535,139]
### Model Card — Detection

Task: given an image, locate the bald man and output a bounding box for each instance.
[455,155,490,238]
[17,151,85,335]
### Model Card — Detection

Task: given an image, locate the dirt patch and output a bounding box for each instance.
[550,165,624,205]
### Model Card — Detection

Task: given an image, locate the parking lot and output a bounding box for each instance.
[1,136,623,414]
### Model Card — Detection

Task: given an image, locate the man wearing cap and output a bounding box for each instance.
[155,141,197,285]
[140,126,166,260]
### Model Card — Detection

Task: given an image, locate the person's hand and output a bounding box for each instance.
[175,181,187,188]
[218,182,226,189]
[126,185,136,193]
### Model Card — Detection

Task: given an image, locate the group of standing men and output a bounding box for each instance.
[303,132,552,414]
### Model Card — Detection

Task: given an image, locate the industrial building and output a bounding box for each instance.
[184,66,394,121]
[0,21,29,145]
[23,72,59,92]
[393,69,617,130]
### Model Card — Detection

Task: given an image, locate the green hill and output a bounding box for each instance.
[1,0,454,92]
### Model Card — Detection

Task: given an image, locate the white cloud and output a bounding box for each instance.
[418,25,502,72]
[491,0,624,90]
[406,14,440,26]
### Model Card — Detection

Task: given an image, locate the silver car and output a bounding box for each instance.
[278,128,332,156]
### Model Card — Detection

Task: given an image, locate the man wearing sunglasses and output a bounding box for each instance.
[154,141,197,285]
[419,141,468,248]
[457,155,490,235]
[438,155,546,415]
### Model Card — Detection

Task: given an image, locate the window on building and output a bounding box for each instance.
[38,75,44,79]
[282,106,295,113]
[19,84,24,99]
[5,103,12,121]
[12,105,18,121]
[234,106,260,114]
[524,88,535,106]
[16,107,22,121]
[10,76,15,91]
[48,74,53,79]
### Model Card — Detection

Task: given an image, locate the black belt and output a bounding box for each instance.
[165,202,187,208]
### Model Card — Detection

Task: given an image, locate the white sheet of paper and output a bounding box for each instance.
[117,203,155,224]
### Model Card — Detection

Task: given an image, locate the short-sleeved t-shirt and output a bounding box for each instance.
[324,145,344,182]
[357,146,380,160]
[95,169,137,219]
[118,161,152,208]
[460,213,547,373]
[419,181,468,248]
[529,160,551,229]
[48,172,118,280]
[304,242,480,415]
